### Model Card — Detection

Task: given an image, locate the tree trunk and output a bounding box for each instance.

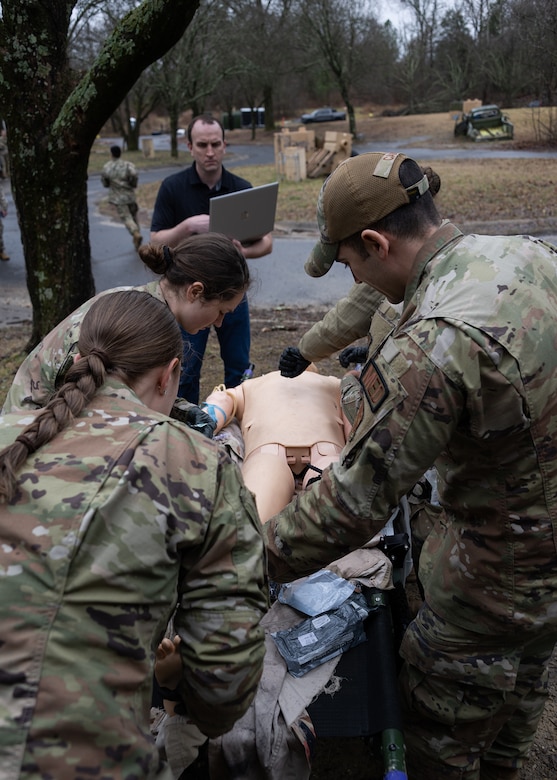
[0,0,200,350]
[11,143,95,350]
[264,84,275,131]
[169,110,180,158]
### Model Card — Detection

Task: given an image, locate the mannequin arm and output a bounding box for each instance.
[202,386,245,434]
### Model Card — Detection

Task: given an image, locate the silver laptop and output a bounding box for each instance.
[209,181,279,243]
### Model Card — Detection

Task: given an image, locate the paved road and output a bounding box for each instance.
[3,137,557,326]
[0,171,352,328]
[0,148,353,326]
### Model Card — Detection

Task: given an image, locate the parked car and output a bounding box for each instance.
[301,107,346,124]
[454,104,514,141]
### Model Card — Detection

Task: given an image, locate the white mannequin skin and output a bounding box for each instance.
[204,368,352,523]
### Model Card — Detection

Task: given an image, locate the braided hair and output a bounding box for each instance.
[0,290,182,503]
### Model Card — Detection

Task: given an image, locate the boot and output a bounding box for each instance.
[133,232,142,251]
[0,251,9,261]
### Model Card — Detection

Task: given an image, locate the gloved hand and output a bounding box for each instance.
[171,400,217,439]
[278,346,311,378]
[338,345,368,368]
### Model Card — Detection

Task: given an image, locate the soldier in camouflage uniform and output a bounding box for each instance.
[0,290,267,779]
[101,144,143,250]
[2,235,249,440]
[277,167,441,378]
[264,152,557,780]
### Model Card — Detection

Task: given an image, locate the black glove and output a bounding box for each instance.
[338,345,368,368]
[171,400,217,439]
[278,346,311,378]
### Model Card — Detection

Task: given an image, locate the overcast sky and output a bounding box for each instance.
[377,0,414,28]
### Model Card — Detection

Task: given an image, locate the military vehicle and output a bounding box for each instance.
[454,104,514,141]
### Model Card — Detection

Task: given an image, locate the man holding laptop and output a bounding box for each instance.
[150,113,273,403]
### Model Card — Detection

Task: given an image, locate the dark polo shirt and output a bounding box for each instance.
[150,163,252,232]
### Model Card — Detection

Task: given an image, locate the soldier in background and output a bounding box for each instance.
[101,144,142,250]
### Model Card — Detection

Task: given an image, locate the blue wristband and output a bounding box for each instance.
[200,403,227,424]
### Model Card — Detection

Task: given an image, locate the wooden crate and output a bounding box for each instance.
[274,127,315,176]
[307,131,352,178]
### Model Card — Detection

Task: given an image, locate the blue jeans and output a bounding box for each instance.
[178,295,251,404]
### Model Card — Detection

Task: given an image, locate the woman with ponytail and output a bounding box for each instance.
[2,233,250,434]
[0,290,266,779]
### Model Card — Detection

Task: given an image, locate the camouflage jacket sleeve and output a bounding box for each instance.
[264,331,458,582]
[0,184,7,212]
[298,283,384,362]
[0,387,268,773]
[172,441,268,736]
[125,161,138,188]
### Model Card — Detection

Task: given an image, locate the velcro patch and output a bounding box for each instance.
[360,358,389,411]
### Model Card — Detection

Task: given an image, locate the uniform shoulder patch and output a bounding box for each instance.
[360,358,389,411]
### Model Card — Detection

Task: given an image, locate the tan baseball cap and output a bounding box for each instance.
[304,152,429,278]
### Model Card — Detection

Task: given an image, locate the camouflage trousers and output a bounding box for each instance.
[0,216,4,251]
[114,201,140,237]
[399,602,557,779]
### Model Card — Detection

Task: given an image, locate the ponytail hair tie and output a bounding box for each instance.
[16,433,37,454]
[163,245,172,271]
[88,348,112,369]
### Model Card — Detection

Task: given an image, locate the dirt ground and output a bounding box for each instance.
[2,108,557,778]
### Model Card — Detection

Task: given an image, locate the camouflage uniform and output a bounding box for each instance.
[297,282,384,362]
[3,281,161,413]
[101,156,141,245]
[0,380,268,779]
[264,222,557,778]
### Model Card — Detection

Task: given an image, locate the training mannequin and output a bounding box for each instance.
[203,367,351,523]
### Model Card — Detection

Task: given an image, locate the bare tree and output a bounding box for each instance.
[396,0,444,109]
[0,0,200,349]
[458,0,505,102]
[295,0,382,137]
[401,0,441,67]
[511,0,557,107]
[221,0,297,136]
[431,8,476,105]
[110,70,161,150]
[153,0,239,156]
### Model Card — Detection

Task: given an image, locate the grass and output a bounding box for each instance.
[134,158,557,231]
[5,106,557,405]
[90,107,557,230]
